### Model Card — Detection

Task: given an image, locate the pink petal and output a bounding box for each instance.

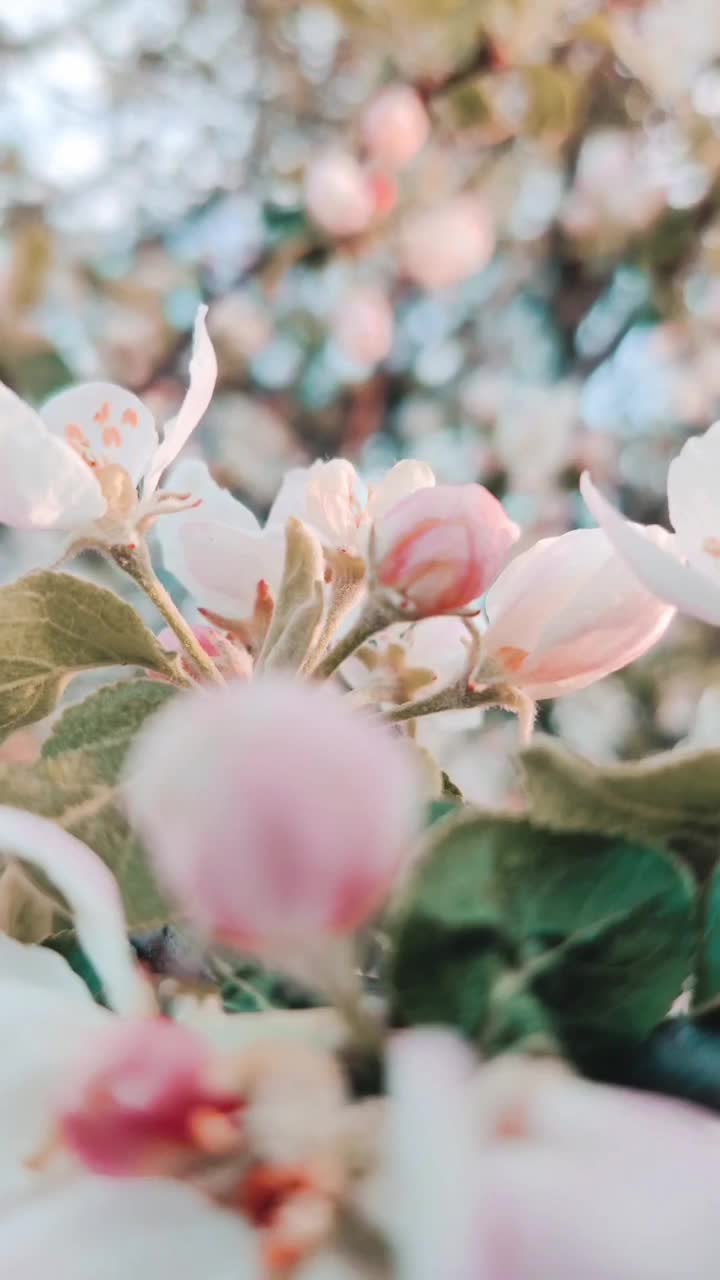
[41,382,158,488]
[581,472,720,626]
[0,383,106,532]
[0,808,147,1016]
[143,307,218,497]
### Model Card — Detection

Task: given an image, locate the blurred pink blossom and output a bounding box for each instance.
[399,197,496,289]
[304,150,376,238]
[126,675,420,950]
[332,284,394,366]
[361,85,429,170]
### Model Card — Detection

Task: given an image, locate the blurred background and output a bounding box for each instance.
[3,0,720,796]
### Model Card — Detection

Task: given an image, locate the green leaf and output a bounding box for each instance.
[391,813,694,1059]
[0,680,176,930]
[695,864,720,1009]
[589,1016,720,1113]
[44,930,105,1004]
[0,571,177,739]
[519,735,720,874]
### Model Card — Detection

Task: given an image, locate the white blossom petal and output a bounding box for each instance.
[159,516,285,619]
[267,465,314,529]
[0,383,106,532]
[0,808,147,1016]
[367,460,435,523]
[0,1178,260,1279]
[388,1031,476,1280]
[581,473,720,627]
[41,383,158,488]
[161,459,260,532]
[143,307,218,497]
[0,940,108,1186]
[667,422,720,577]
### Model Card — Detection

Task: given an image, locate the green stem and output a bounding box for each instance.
[313,598,395,680]
[112,542,224,686]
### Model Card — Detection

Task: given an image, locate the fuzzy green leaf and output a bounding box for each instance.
[0,680,175,930]
[0,571,176,739]
[391,813,694,1058]
[519,735,720,873]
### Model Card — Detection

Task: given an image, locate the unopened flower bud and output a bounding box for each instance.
[126,676,419,950]
[372,484,518,617]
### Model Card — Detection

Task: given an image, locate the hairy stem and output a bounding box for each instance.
[112,542,224,686]
[386,680,527,724]
[313,598,395,680]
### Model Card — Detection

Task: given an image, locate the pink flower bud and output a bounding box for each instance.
[399,197,496,290]
[59,1018,243,1176]
[126,676,419,950]
[482,528,675,699]
[304,149,375,238]
[372,484,519,617]
[333,284,394,365]
[361,85,429,170]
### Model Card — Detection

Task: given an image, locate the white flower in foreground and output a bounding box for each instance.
[581,421,720,628]
[0,306,217,557]
[389,1031,720,1280]
[0,807,349,1278]
[157,456,434,624]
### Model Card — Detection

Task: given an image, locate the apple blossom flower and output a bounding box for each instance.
[481,528,675,699]
[372,483,519,618]
[342,615,470,708]
[304,149,376,238]
[125,674,420,951]
[361,85,429,170]
[332,284,394,366]
[581,423,720,628]
[398,196,496,290]
[0,306,217,557]
[0,808,347,1276]
[156,455,434,625]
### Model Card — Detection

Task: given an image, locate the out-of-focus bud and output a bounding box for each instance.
[372,484,519,617]
[59,1018,243,1176]
[482,528,675,699]
[361,85,429,170]
[333,285,394,366]
[399,196,495,290]
[304,150,375,238]
[126,676,420,950]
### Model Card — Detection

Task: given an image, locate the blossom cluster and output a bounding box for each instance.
[1,309,720,1276]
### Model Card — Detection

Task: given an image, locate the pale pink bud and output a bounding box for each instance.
[361,85,429,170]
[155,624,253,683]
[333,284,394,365]
[126,676,419,950]
[399,197,496,290]
[304,149,375,238]
[59,1018,242,1176]
[372,484,519,617]
[483,528,675,699]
